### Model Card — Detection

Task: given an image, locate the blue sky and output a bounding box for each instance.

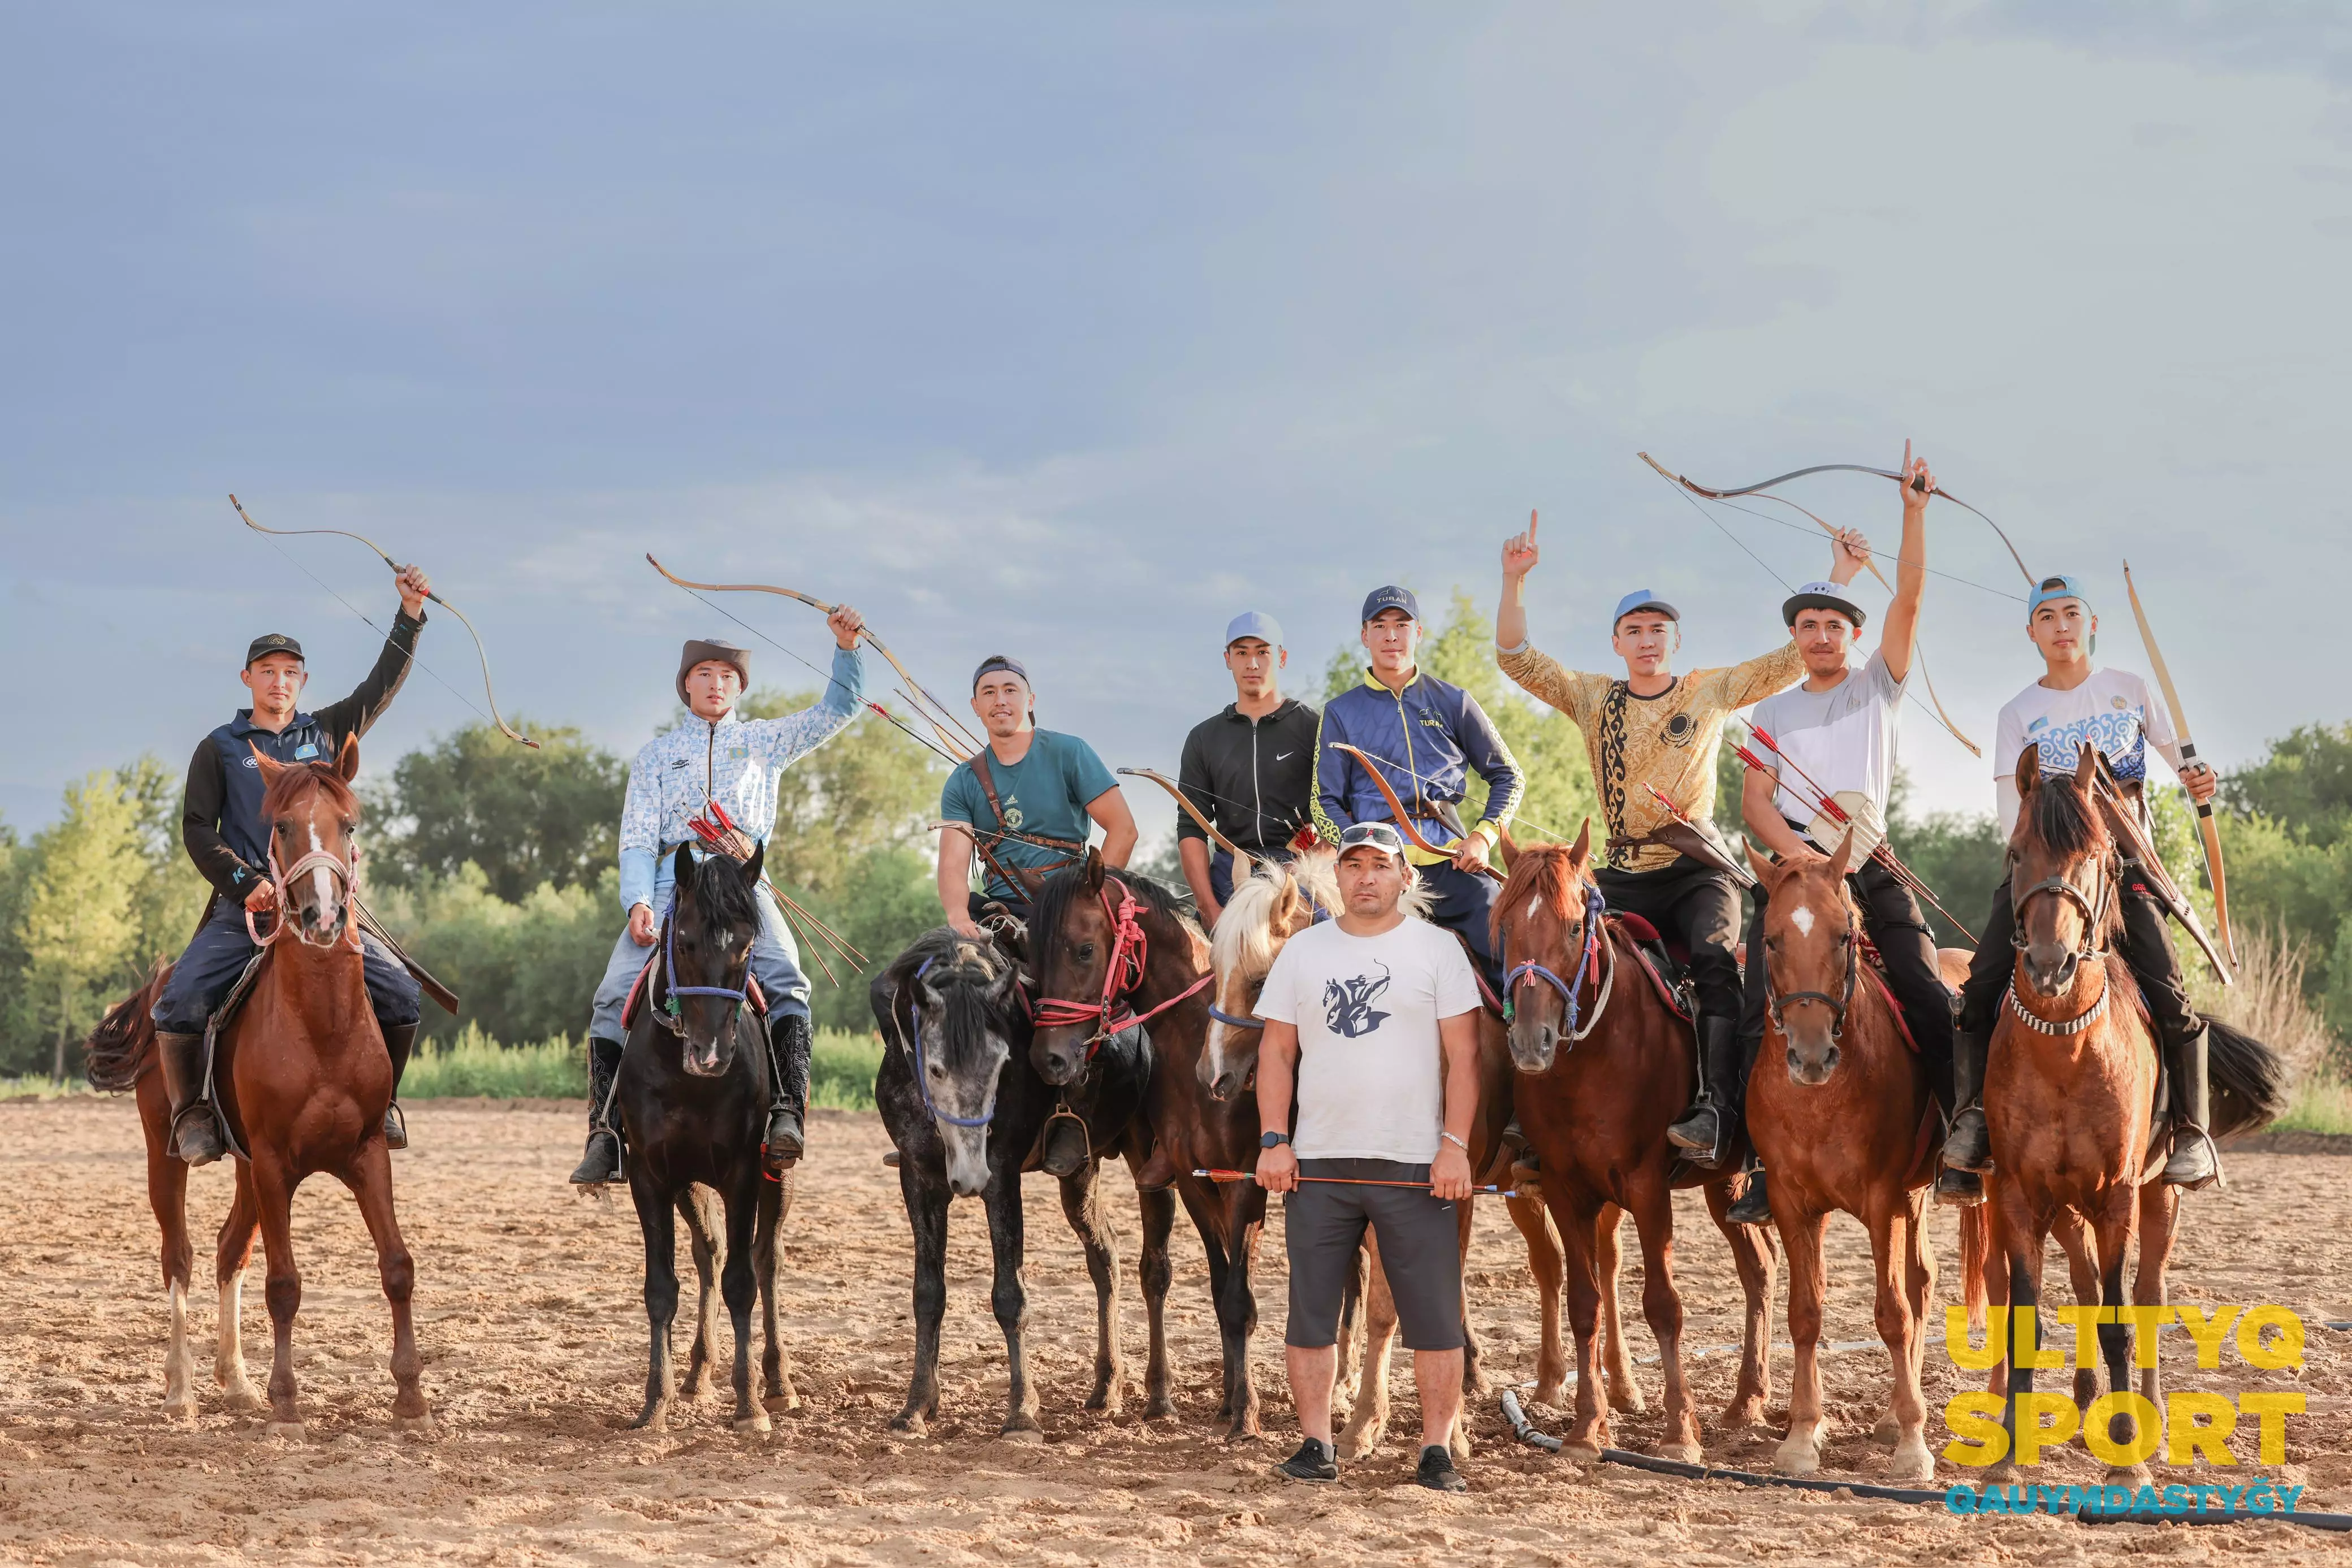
[5,3,2348,847]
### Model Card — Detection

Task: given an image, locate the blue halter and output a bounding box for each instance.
[1503,884,1607,1033]
[898,957,997,1129]
[659,884,750,1030]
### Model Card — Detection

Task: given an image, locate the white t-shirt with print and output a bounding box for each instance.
[1993,666,2182,837]
[1255,916,1481,1163]
[1747,649,1905,847]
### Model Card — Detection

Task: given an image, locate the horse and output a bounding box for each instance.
[1742,833,1991,1480]
[610,842,797,1434]
[1193,850,1570,1458]
[1493,825,1776,1462]
[1975,745,2285,1482]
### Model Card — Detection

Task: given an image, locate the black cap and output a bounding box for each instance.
[245,633,305,667]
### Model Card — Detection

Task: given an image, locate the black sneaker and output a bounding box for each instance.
[1275,1437,1338,1483]
[1416,1443,1468,1492]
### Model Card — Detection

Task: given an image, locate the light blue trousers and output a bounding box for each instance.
[587,875,810,1043]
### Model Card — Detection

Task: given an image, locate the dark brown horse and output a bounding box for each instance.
[1494,826,1775,1462]
[88,737,426,1433]
[1743,835,1988,1480]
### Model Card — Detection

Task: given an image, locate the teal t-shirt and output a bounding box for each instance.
[941,730,1118,898]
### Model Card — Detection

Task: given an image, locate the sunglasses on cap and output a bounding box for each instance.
[1337,822,1409,859]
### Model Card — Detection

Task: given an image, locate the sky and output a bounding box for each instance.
[5,2,2349,852]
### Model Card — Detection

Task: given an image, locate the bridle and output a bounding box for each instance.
[2009,850,2113,969]
[655,883,751,1037]
[889,956,997,1128]
[1028,877,1213,1051]
[1502,882,1614,1043]
[1765,898,1861,1042]
[246,805,361,952]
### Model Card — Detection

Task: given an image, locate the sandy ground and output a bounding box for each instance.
[0,1096,2346,1566]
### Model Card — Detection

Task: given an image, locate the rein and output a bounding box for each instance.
[2011,852,2113,968]
[245,826,362,952]
[889,956,997,1128]
[1503,883,1614,1043]
[655,883,751,1036]
[1767,901,1861,1042]
[1029,877,1213,1049]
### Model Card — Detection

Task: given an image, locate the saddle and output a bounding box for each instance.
[622,954,768,1031]
[1602,912,1694,1021]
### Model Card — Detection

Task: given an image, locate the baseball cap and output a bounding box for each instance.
[1224,610,1285,648]
[1337,821,1410,864]
[2027,575,2092,620]
[972,653,1031,691]
[1781,581,1867,629]
[245,633,306,667]
[1611,590,1680,627]
[1360,586,1421,624]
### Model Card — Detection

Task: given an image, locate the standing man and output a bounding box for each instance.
[1177,611,1320,928]
[571,616,868,1186]
[937,655,1138,938]
[1312,587,1523,993]
[1495,520,1822,1168]
[1253,820,1481,1493]
[1939,575,2224,1201]
[153,570,435,1165]
[1729,449,1953,1224]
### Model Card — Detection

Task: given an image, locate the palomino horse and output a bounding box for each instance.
[1743,834,1990,1480]
[88,738,427,1433]
[611,843,797,1433]
[1195,850,1570,1459]
[1977,746,2284,1481]
[1494,826,1776,1462]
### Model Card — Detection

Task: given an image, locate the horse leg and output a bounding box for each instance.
[2134,1182,2178,1428]
[340,1140,430,1430]
[890,1166,949,1436]
[2052,1209,2100,1414]
[249,1155,306,1436]
[2090,1193,2146,1484]
[756,1172,797,1413]
[1135,1183,1178,1420]
[143,1079,198,1424]
[1455,1198,1488,1404]
[1775,1206,1830,1474]
[1873,1196,1932,1482]
[1704,1182,1775,1432]
[677,1187,722,1401]
[1331,1242,1367,1420]
[1630,1180,1702,1463]
[1057,1161,1125,1415]
[1337,1231,1399,1461]
[626,1170,681,1433]
[1594,1203,1644,1414]
[1504,1193,1567,1407]
[984,1157,1041,1440]
[1173,1177,1238,1426]
[1986,1177,2042,1482]
[1212,1181,1265,1440]
[212,1163,261,1412]
[719,1174,767,1434]
[1547,1190,1610,1458]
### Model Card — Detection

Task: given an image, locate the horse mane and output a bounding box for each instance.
[2020,770,2110,860]
[682,851,762,936]
[1491,844,1590,946]
[260,761,360,825]
[888,927,1024,1052]
[84,958,172,1092]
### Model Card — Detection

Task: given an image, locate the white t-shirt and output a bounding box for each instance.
[1255,916,1480,1163]
[1747,649,1905,847]
[1993,667,2182,838]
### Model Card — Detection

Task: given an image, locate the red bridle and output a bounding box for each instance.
[1028,878,1212,1050]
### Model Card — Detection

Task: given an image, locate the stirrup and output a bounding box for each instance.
[382,1102,408,1151]
[1934,1167,1984,1208]
[1666,1098,1721,1154]
[2163,1122,2223,1192]
[569,1127,624,1186]
[1940,1106,1992,1175]
[763,1110,805,1171]
[171,1103,227,1166]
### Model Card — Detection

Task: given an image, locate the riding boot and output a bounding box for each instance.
[1666,1015,1739,1166]
[764,1013,811,1172]
[1726,1163,1770,1227]
[1040,1104,1092,1177]
[2161,1020,2221,1190]
[1935,1022,1991,1207]
[156,1030,226,1166]
[569,1036,626,1186]
[380,1022,417,1151]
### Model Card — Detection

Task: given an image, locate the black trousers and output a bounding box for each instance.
[1956,867,2198,1045]
[1594,856,1743,1025]
[1739,855,1956,1100]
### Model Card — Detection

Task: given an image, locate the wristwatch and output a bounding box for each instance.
[1260,1130,1289,1150]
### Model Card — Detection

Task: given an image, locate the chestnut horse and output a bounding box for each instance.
[1493,826,1775,1462]
[88,737,426,1433]
[1976,745,2284,1482]
[1743,835,1990,1481]
[1193,851,1570,1459]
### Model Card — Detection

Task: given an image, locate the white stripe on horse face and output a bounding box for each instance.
[309,820,335,919]
[1527,897,1541,921]
[1790,903,1816,938]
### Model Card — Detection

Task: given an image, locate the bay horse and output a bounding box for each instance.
[1976,745,2285,1482]
[611,843,796,1433]
[1188,850,1570,1457]
[1493,825,1776,1462]
[84,737,426,1433]
[1743,834,1990,1480]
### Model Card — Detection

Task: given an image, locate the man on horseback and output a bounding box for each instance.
[1312,587,1522,994]
[937,655,1138,937]
[1495,519,1815,1169]
[153,572,435,1165]
[1939,575,2224,1199]
[572,619,868,1185]
[1177,611,1320,928]
[1728,451,1951,1223]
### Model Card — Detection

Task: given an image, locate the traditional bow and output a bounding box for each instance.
[643,555,982,761]
[2123,562,2237,969]
[1328,742,1503,881]
[231,495,537,748]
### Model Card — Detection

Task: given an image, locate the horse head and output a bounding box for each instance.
[904,934,1025,1196]
[250,735,362,948]
[1200,851,1333,1101]
[1025,848,1118,1087]
[1491,821,1596,1074]
[1747,829,1860,1085]
[2009,744,2118,999]
[664,841,764,1078]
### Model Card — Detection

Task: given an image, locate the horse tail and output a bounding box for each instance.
[85,958,172,1093]
[1957,1198,1990,1333]
[2203,1014,2291,1140]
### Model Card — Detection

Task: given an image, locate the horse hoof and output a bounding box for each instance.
[733,1412,772,1436]
[1450,1426,1473,1461]
[262,1421,305,1441]
[395,1413,439,1439]
[763,1392,801,1415]
[1335,1429,1379,1462]
[1773,1439,1821,1476]
[1655,1440,1704,1466]
[1532,1383,1566,1410]
[1983,1458,2016,1484]
[889,1412,927,1438]
[1717,1399,1767,1433]
[2103,1463,2152,1489]
[1560,1438,1603,1462]
[162,1396,199,1426]
[1143,1397,1179,1423]
[998,1423,1046,1445]
[220,1385,264,1414]
[630,1407,669,1434]
[1607,1384,1647,1415]
[1871,1413,1901,1446]
[1886,1439,1933,1483]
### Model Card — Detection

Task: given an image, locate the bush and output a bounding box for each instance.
[401,1023,885,1110]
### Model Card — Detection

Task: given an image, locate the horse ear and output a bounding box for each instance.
[1830,823,1857,878]
[671,842,695,890]
[744,840,766,887]
[2013,743,2042,799]
[1744,839,1775,886]
[335,733,360,782]
[247,741,285,787]
[1082,844,1104,891]
[1568,818,1592,868]
[1496,822,1521,872]
[2072,741,2100,793]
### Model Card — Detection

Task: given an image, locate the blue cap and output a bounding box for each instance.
[2027,574,2092,621]
[1360,586,1420,623]
[1611,589,1680,627]
[971,653,1030,691]
[1223,610,1285,648]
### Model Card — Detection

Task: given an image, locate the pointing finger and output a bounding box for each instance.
[1529,508,1538,540]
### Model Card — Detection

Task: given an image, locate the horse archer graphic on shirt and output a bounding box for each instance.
[1322,964,1393,1039]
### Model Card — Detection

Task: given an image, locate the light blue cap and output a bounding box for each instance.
[1611,588,1679,626]
[1224,610,1285,648]
[2027,574,2092,620]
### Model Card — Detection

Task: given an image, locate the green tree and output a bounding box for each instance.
[2221,724,2352,850]
[18,773,144,1077]
[366,720,625,902]
[115,752,210,962]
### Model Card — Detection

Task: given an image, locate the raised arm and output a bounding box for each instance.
[1496,510,1539,652]
[1879,444,1930,685]
[311,565,429,743]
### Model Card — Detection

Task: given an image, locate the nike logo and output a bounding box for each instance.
[1274,751,1295,761]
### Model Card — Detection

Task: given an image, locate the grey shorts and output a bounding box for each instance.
[1283,1158,1465,1352]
